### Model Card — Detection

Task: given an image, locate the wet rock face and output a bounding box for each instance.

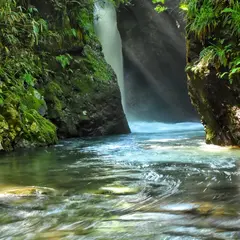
[187,39,240,146]
[117,0,197,121]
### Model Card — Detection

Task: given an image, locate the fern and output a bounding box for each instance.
[199,42,232,70]
[176,0,239,83]
[187,0,217,39]
[229,57,240,78]
[222,2,240,36]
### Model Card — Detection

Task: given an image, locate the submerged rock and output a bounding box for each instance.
[0,186,56,197]
[98,184,139,195]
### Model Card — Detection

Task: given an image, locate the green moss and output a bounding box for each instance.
[46,81,63,96]
[0,115,8,134]
[0,0,127,151]
[22,108,57,145]
[0,115,9,150]
[77,8,95,34]
[0,87,57,151]
[205,127,216,143]
[72,72,94,93]
[22,88,47,115]
[43,81,64,118]
[84,46,113,81]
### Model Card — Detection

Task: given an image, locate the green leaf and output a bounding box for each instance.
[179,3,188,11]
[0,96,4,105]
[33,24,39,35]
[230,67,240,74]
[22,73,34,86]
[56,54,72,69]
[154,5,168,13]
[71,28,77,37]
[28,7,38,14]
[221,8,235,13]
[152,0,165,3]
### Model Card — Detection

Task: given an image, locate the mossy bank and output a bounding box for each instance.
[185,0,240,146]
[0,0,129,151]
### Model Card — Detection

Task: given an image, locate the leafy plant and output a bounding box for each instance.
[187,0,217,40]
[152,0,168,13]
[21,72,35,86]
[221,56,240,83]
[56,54,72,69]
[153,0,240,84]
[221,2,240,36]
[199,41,232,68]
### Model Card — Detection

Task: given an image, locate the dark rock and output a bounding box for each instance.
[117,0,198,121]
[187,39,240,146]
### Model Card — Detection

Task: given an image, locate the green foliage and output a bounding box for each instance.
[199,41,231,68]
[0,0,122,150]
[21,72,35,86]
[221,56,240,83]
[85,46,113,81]
[221,2,240,36]
[0,0,66,148]
[152,0,168,13]
[153,0,240,84]
[187,0,217,39]
[183,0,240,83]
[56,54,72,69]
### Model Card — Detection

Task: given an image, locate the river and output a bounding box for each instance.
[1,122,240,239]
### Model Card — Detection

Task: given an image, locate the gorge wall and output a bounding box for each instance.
[0,0,129,151]
[186,2,240,146]
[117,0,198,122]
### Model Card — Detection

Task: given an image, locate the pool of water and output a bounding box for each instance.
[1,122,240,239]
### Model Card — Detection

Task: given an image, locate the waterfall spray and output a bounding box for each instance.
[94,1,126,112]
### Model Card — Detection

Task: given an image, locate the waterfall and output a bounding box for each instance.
[94,1,126,112]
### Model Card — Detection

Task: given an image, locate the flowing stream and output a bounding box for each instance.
[1,122,240,239]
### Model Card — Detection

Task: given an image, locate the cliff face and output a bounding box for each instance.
[0,0,129,151]
[117,0,197,121]
[187,40,240,146]
[185,1,240,146]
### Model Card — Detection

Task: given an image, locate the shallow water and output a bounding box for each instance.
[1,122,240,240]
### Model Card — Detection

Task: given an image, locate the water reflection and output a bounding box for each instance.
[0,122,240,239]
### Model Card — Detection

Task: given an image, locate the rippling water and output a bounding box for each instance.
[1,122,240,239]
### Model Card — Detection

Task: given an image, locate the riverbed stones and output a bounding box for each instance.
[98,184,139,195]
[0,186,57,197]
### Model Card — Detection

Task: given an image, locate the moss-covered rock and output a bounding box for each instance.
[0,186,57,197]
[0,0,129,151]
[186,39,240,146]
[0,92,57,151]
[37,1,129,138]
[184,0,240,146]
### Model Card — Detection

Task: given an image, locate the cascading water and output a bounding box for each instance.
[94,1,126,112]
